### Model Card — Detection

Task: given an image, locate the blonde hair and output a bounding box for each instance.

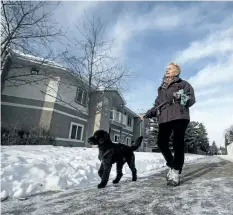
[169,62,181,75]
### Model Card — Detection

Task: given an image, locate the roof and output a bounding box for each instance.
[8,49,90,85]
[97,89,127,106]
[124,106,140,118]
[9,49,68,71]
[116,90,127,106]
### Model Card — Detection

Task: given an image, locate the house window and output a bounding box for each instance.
[114,134,120,142]
[123,113,127,125]
[126,137,131,146]
[69,122,84,141]
[110,111,113,120]
[115,111,120,122]
[127,116,132,127]
[30,67,39,75]
[75,88,87,106]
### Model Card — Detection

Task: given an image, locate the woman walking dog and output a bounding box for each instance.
[142,62,195,186]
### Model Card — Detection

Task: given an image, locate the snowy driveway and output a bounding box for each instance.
[2,157,233,215]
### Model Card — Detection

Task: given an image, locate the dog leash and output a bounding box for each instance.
[121,101,168,143]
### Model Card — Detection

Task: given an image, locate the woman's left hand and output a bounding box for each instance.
[173,92,181,100]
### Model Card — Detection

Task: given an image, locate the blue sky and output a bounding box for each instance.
[52,1,233,147]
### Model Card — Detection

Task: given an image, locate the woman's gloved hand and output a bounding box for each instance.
[142,108,158,119]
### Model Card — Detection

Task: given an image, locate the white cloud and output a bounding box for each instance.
[174,25,233,147]
[188,53,233,90]
[108,4,206,59]
[193,96,233,110]
[195,87,220,97]
[55,1,99,26]
[174,27,233,65]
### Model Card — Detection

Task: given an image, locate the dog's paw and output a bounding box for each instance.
[112,179,119,184]
[97,183,106,189]
[132,177,137,182]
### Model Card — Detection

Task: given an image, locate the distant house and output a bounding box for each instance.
[1,49,147,149]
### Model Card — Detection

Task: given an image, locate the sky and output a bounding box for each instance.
[51,1,233,147]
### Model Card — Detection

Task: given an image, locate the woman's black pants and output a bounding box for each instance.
[157,119,189,174]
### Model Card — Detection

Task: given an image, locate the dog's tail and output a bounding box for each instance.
[131,136,143,151]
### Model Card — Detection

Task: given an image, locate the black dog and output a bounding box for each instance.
[88,130,143,189]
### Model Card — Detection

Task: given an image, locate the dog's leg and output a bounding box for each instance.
[98,162,112,189]
[127,155,137,182]
[112,161,124,184]
[97,150,113,189]
[98,163,104,178]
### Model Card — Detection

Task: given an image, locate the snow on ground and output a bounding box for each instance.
[219,155,233,162]
[2,156,232,215]
[1,145,205,200]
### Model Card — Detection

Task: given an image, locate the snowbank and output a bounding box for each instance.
[227,142,233,157]
[1,146,204,199]
[219,155,233,163]
[220,142,233,162]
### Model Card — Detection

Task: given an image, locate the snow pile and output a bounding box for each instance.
[227,142,233,157]
[1,146,204,199]
[219,142,233,162]
[0,190,9,201]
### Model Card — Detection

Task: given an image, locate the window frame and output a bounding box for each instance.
[68,122,84,141]
[127,116,132,127]
[30,67,39,75]
[75,88,88,106]
[126,137,131,145]
[114,134,120,143]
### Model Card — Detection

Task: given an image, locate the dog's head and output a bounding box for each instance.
[88,130,110,146]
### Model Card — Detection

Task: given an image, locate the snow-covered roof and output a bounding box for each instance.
[10,49,68,71]
[8,49,90,85]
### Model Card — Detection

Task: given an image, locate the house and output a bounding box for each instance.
[1,49,147,148]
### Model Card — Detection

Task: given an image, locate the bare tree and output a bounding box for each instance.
[1,0,63,87]
[44,15,131,142]
[1,1,62,55]
[61,15,131,103]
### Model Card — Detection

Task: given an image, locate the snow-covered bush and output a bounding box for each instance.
[1,125,55,145]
